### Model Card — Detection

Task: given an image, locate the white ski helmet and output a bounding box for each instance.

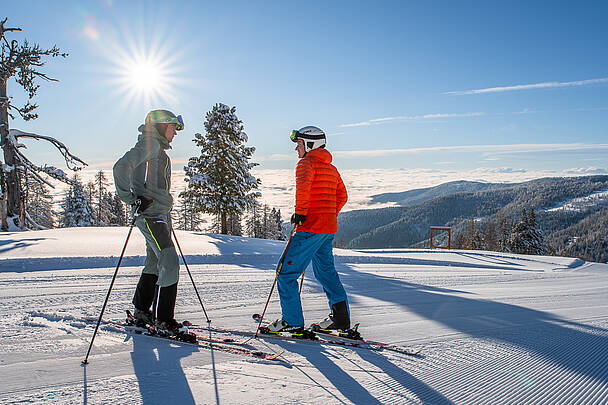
[290,126,326,153]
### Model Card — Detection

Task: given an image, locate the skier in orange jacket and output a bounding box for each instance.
[268,126,350,333]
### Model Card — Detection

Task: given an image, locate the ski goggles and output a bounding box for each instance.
[290,129,325,142]
[174,115,184,131]
[148,112,184,131]
[290,129,303,142]
[162,114,184,131]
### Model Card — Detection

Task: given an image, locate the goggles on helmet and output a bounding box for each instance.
[290,129,302,142]
[175,115,184,131]
[160,114,184,131]
[290,129,325,142]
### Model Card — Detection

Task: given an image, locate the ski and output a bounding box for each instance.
[310,324,421,356]
[186,315,419,356]
[125,310,253,347]
[253,313,421,356]
[123,325,285,361]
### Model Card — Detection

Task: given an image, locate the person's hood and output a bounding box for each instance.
[305,147,332,164]
[138,124,171,149]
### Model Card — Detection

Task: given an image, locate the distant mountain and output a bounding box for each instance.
[369,180,510,206]
[336,175,608,263]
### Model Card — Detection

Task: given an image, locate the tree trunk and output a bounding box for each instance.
[0,79,21,230]
[220,211,227,234]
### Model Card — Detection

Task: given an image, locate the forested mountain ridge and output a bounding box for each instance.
[368,180,511,206]
[336,175,608,262]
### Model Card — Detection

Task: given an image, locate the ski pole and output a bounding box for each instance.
[255,226,297,337]
[82,212,138,365]
[172,228,211,324]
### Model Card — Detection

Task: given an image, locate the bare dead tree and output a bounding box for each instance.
[1,18,85,230]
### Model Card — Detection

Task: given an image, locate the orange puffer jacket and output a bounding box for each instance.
[294,148,347,234]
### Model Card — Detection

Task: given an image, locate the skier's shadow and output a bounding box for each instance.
[129,334,198,405]
[0,237,45,255]
[333,262,608,385]
[272,339,451,404]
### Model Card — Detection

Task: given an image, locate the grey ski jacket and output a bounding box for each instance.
[113,125,173,217]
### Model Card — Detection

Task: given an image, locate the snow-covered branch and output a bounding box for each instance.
[11,146,55,187]
[24,209,49,230]
[8,128,87,171]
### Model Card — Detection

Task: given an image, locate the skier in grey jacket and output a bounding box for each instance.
[113,109,184,333]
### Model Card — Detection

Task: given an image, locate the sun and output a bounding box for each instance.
[128,61,162,91]
[98,21,187,109]
[109,50,179,108]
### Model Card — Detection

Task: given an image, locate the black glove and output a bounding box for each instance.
[291,213,307,226]
[133,196,153,213]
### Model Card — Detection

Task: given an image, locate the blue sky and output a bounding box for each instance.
[4,0,608,179]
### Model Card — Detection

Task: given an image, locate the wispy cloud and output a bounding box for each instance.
[445,77,608,95]
[341,112,486,128]
[256,153,295,162]
[258,143,608,161]
[332,143,608,159]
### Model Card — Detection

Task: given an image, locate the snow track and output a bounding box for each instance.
[0,228,607,404]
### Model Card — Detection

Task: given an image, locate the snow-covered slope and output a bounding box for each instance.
[1,228,607,404]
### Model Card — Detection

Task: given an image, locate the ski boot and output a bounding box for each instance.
[261,319,315,339]
[152,318,197,343]
[132,308,154,327]
[311,301,361,340]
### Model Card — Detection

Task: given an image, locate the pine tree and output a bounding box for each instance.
[261,204,270,239]
[100,191,114,226]
[95,170,110,225]
[525,209,546,255]
[181,103,261,234]
[227,213,242,236]
[85,180,97,224]
[245,201,263,238]
[496,213,512,252]
[481,219,499,251]
[270,208,286,240]
[208,214,221,234]
[60,175,94,227]
[458,217,483,250]
[175,193,203,231]
[244,203,285,240]
[110,192,126,226]
[23,169,53,229]
[507,209,546,255]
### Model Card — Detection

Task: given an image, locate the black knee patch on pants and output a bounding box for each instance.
[132,273,158,311]
[144,218,173,249]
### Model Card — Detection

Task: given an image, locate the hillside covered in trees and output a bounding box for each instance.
[336,176,608,263]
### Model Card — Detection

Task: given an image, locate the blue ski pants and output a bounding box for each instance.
[277,231,349,327]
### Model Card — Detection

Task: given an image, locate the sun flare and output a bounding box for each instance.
[100,22,186,109]
[128,62,162,91]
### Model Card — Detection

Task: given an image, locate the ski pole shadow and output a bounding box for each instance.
[82,363,88,405]
[207,328,221,405]
[352,348,453,405]
[271,339,451,404]
[129,334,198,405]
[272,339,377,404]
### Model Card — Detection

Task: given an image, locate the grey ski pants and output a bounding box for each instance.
[135,214,180,287]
